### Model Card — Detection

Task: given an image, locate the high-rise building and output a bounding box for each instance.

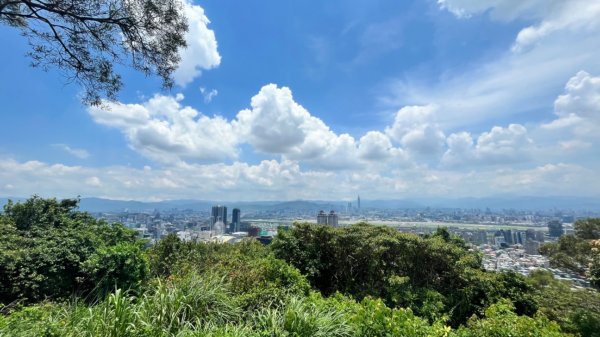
[476,230,488,245]
[535,231,545,243]
[357,195,361,211]
[211,205,227,228]
[526,229,536,241]
[524,240,540,255]
[317,210,328,225]
[327,211,338,227]
[503,230,513,244]
[232,208,241,232]
[516,231,524,245]
[317,210,338,227]
[548,220,564,238]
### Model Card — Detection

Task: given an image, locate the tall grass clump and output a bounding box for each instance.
[0,272,241,337]
[136,273,241,335]
[253,295,354,337]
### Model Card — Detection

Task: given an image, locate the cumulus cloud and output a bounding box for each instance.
[172,1,221,87]
[233,84,403,170]
[442,132,475,164]
[443,124,533,166]
[385,105,445,156]
[89,84,409,169]
[543,71,600,136]
[477,124,533,161]
[358,131,395,160]
[233,84,312,154]
[88,94,238,164]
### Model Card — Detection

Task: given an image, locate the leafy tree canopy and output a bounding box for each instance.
[271,222,537,326]
[0,0,188,105]
[528,269,600,337]
[0,196,148,305]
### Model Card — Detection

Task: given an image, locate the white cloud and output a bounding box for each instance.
[52,144,90,159]
[90,84,402,169]
[0,157,335,201]
[476,124,532,161]
[233,84,378,170]
[510,1,600,52]
[443,124,533,166]
[200,87,218,103]
[490,163,594,195]
[543,71,600,135]
[442,131,475,165]
[85,176,102,187]
[438,0,561,21]
[385,105,445,156]
[88,94,238,164]
[172,1,221,87]
[357,131,395,161]
[233,84,312,154]
[2,156,598,201]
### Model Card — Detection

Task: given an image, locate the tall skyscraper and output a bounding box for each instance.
[357,195,361,211]
[232,208,241,232]
[526,229,536,241]
[211,205,227,227]
[327,211,338,227]
[317,210,328,225]
[317,210,338,227]
[548,220,564,237]
[503,229,513,244]
[524,240,540,255]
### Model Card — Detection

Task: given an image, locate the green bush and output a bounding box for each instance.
[0,196,148,305]
[148,236,311,312]
[451,299,562,337]
[528,269,600,337]
[272,222,537,326]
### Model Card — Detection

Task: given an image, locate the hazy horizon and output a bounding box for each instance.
[3,195,600,212]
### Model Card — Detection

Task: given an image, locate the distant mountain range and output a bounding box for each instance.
[1,196,599,212]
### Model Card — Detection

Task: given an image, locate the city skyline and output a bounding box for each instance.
[2,1,600,201]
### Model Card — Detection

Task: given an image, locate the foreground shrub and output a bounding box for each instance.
[0,272,240,337]
[0,196,148,305]
[148,235,311,312]
[451,300,563,337]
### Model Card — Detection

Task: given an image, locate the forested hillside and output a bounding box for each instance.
[1,197,599,336]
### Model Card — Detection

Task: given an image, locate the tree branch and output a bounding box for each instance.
[23,2,88,71]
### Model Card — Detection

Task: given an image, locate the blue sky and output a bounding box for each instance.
[1,0,600,201]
